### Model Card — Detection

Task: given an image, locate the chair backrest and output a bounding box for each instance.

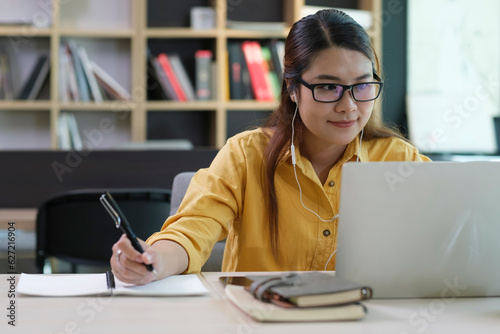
[169,171,225,271]
[36,188,171,273]
[170,172,196,216]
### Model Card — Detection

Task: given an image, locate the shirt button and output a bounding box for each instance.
[323,229,331,237]
[329,181,335,187]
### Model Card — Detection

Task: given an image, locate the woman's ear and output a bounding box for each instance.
[285,79,296,102]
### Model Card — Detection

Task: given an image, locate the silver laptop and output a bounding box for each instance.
[335,161,500,298]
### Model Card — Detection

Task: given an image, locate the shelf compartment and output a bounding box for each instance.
[58,110,132,150]
[0,109,51,150]
[147,110,216,148]
[227,109,271,139]
[59,0,133,31]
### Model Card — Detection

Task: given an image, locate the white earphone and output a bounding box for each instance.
[290,90,364,270]
[290,94,338,222]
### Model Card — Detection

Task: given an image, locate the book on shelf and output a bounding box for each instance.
[58,46,69,103]
[17,272,209,297]
[146,48,168,101]
[61,45,80,102]
[17,54,50,100]
[228,42,252,100]
[77,45,103,103]
[168,53,196,101]
[269,39,284,83]
[59,41,129,102]
[57,113,72,150]
[260,46,280,100]
[195,50,213,100]
[157,53,187,102]
[241,41,274,101]
[91,60,131,101]
[65,113,83,150]
[152,57,177,101]
[0,44,15,100]
[57,112,83,151]
[67,41,90,102]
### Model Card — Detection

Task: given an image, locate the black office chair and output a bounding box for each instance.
[36,188,171,273]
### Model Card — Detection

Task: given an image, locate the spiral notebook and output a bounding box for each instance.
[17,272,209,297]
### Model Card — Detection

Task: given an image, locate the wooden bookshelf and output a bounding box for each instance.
[0,0,383,150]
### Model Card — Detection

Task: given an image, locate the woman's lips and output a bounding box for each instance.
[329,120,356,128]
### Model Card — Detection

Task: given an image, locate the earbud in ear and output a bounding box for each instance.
[292,92,297,103]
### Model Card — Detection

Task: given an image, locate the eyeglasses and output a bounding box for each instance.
[296,77,384,103]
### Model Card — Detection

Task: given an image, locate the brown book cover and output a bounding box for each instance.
[225,284,367,322]
[246,272,372,308]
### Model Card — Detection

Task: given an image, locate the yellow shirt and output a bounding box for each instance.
[147,128,430,273]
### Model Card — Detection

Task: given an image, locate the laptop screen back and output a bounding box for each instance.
[335,161,500,298]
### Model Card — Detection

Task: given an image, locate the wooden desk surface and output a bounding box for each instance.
[2,273,500,333]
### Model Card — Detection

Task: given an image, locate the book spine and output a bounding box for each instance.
[58,46,69,102]
[157,53,187,102]
[65,45,80,102]
[27,56,50,100]
[260,46,280,99]
[57,113,72,150]
[168,54,196,101]
[228,42,243,100]
[90,60,130,101]
[68,41,90,102]
[77,46,103,103]
[152,58,177,100]
[17,54,50,100]
[241,41,273,101]
[195,50,212,100]
[146,48,168,100]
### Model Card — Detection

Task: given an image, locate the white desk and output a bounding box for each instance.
[2,273,500,333]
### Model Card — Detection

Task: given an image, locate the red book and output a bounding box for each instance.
[241,41,274,101]
[157,53,187,101]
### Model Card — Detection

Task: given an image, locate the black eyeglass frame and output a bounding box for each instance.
[296,77,384,103]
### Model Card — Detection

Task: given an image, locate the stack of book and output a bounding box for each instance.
[227,39,284,101]
[59,41,131,103]
[224,271,372,322]
[146,49,200,101]
[6,52,50,101]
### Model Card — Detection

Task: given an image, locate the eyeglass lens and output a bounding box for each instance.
[314,83,380,102]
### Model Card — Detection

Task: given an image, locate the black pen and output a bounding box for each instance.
[100,191,156,274]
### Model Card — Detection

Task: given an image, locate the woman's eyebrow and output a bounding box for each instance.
[315,73,373,81]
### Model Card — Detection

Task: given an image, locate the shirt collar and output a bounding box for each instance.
[281,132,365,167]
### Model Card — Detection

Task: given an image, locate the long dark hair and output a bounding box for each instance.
[262,9,406,259]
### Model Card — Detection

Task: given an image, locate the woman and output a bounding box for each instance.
[111,9,430,284]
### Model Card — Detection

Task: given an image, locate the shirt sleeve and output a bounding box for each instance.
[146,135,248,273]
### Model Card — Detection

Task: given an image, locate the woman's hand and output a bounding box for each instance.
[110,234,159,285]
[110,234,189,285]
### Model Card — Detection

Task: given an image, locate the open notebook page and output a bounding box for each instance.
[114,274,209,296]
[17,273,209,297]
[17,274,110,297]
